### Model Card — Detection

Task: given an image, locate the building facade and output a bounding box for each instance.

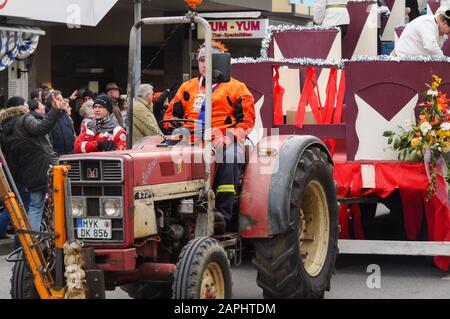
[0,0,314,102]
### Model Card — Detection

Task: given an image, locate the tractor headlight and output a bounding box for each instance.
[101,198,122,218]
[71,197,86,218]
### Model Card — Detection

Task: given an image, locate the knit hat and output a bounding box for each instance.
[6,96,25,108]
[197,42,226,61]
[94,94,113,114]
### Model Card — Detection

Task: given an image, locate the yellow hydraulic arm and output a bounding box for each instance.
[0,148,69,299]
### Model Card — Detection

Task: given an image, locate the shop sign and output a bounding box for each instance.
[198,18,269,39]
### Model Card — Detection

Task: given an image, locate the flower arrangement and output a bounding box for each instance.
[383,75,450,199]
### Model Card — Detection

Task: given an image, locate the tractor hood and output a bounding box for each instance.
[60,136,209,187]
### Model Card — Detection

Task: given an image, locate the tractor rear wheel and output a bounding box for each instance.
[252,147,338,299]
[172,236,232,299]
[10,254,39,299]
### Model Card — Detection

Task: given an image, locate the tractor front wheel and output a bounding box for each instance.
[172,236,232,299]
[252,147,338,299]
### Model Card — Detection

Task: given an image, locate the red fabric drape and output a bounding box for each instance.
[323,69,337,124]
[295,67,313,128]
[294,67,346,156]
[295,67,323,127]
[333,69,346,124]
[273,66,285,125]
[424,173,450,270]
[334,161,450,271]
[334,162,365,239]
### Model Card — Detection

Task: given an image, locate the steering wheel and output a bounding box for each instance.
[159,118,205,135]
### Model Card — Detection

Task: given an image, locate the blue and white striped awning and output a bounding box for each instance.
[0,25,44,71]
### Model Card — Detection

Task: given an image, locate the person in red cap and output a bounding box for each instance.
[74,94,127,153]
[164,41,255,232]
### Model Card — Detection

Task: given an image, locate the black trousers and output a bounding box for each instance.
[213,141,245,221]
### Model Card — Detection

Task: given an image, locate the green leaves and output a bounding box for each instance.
[408,149,417,161]
[383,74,450,198]
[393,135,401,149]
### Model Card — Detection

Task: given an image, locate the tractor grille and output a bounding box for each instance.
[103,160,123,181]
[63,159,123,182]
[59,158,125,244]
[67,161,81,181]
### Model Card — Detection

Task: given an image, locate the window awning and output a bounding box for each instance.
[0,25,43,71]
[0,25,45,36]
[0,0,118,27]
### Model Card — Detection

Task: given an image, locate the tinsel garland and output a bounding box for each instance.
[348,55,450,63]
[260,24,340,58]
[232,56,345,68]
[232,55,450,67]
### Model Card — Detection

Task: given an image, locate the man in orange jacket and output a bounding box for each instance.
[164,41,255,231]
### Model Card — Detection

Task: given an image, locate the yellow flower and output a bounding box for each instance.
[411,138,422,148]
[436,129,446,137]
[431,75,442,91]
[432,75,442,83]
[443,142,450,153]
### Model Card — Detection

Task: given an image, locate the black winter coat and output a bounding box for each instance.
[0,106,61,192]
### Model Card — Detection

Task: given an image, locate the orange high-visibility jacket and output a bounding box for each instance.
[164,77,255,141]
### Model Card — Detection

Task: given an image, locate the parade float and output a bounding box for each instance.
[231,0,450,271]
[3,0,449,300]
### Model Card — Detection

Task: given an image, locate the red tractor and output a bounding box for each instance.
[10,12,338,299]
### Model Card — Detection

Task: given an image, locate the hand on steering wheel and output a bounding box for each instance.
[159,118,205,135]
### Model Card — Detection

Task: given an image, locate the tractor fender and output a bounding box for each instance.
[240,135,332,238]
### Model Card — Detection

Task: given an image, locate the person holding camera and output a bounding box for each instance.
[0,94,68,231]
[47,91,76,156]
[75,94,126,153]
[67,88,95,135]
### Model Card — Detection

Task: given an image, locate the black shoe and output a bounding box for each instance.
[214,212,227,235]
[6,225,14,236]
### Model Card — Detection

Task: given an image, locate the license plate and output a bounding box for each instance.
[76,218,112,239]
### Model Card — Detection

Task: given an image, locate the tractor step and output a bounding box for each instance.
[216,233,242,266]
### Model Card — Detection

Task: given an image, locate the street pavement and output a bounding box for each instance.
[0,238,449,299]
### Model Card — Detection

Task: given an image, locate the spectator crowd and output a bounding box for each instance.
[0,82,176,241]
